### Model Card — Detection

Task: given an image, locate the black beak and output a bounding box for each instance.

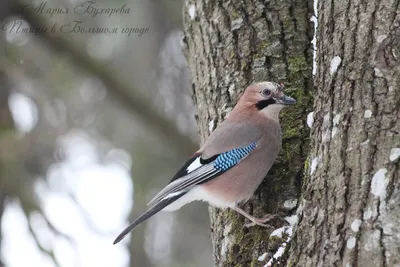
[274,95,296,105]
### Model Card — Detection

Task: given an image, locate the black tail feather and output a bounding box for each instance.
[113,192,185,244]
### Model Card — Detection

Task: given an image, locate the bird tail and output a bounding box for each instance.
[113,191,186,244]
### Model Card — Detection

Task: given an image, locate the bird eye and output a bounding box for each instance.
[262,89,271,96]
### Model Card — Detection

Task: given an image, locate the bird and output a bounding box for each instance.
[113,81,296,244]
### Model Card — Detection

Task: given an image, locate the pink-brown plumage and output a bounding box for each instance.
[113,81,295,244]
[200,117,281,207]
[198,83,284,207]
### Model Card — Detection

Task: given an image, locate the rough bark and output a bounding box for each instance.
[183,0,313,266]
[287,0,400,266]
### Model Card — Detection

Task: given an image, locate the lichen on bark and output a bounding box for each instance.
[287,0,400,266]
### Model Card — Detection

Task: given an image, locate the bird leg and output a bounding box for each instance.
[232,206,286,228]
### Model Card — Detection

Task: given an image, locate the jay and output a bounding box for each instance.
[114,81,296,244]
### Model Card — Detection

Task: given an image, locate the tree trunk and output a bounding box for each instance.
[287,0,400,266]
[183,0,313,266]
[184,0,399,266]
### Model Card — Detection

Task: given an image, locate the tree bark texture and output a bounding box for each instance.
[287,0,400,267]
[183,0,313,266]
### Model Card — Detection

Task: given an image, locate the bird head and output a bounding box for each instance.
[236,81,296,119]
[250,82,296,108]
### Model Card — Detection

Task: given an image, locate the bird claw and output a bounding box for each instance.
[244,221,273,228]
[244,214,288,229]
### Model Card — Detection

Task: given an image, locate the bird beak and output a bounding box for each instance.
[274,94,296,105]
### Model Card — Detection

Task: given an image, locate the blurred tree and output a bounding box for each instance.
[0,71,13,267]
[0,9,13,266]
[2,0,210,267]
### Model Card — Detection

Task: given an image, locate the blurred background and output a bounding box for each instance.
[0,0,213,266]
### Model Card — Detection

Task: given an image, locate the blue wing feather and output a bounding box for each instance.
[147,142,257,206]
[214,142,257,171]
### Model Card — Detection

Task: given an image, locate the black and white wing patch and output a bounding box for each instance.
[113,142,258,244]
[147,142,257,207]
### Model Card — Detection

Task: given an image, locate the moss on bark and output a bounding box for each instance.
[183,0,314,266]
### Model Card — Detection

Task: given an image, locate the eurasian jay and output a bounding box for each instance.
[113,81,296,244]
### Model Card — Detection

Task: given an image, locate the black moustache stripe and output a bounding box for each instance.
[255,98,276,109]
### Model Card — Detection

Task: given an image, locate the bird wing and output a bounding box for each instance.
[147,122,264,206]
[113,140,260,245]
[200,121,264,158]
[113,122,264,244]
[147,141,258,207]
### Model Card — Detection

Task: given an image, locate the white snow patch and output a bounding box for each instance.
[284,199,298,210]
[310,157,319,175]
[285,215,298,227]
[363,208,373,220]
[346,263,352,267]
[376,35,387,43]
[374,67,384,77]
[223,223,232,236]
[307,112,314,128]
[310,15,317,22]
[364,110,372,118]
[333,114,341,126]
[208,119,215,132]
[221,240,228,256]
[188,5,196,19]
[296,201,305,216]
[265,245,286,267]
[322,131,331,143]
[312,37,317,75]
[186,157,202,172]
[351,219,362,232]
[258,253,268,262]
[330,56,342,74]
[270,227,288,238]
[264,217,295,266]
[389,148,400,162]
[231,18,243,30]
[286,227,293,238]
[323,113,330,124]
[221,223,233,257]
[370,168,388,199]
[331,127,338,138]
[382,222,395,235]
[347,237,356,249]
[360,139,369,146]
[311,0,318,75]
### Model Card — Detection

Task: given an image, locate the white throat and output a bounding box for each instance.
[261,104,285,121]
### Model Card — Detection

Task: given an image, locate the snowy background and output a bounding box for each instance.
[0,0,212,266]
